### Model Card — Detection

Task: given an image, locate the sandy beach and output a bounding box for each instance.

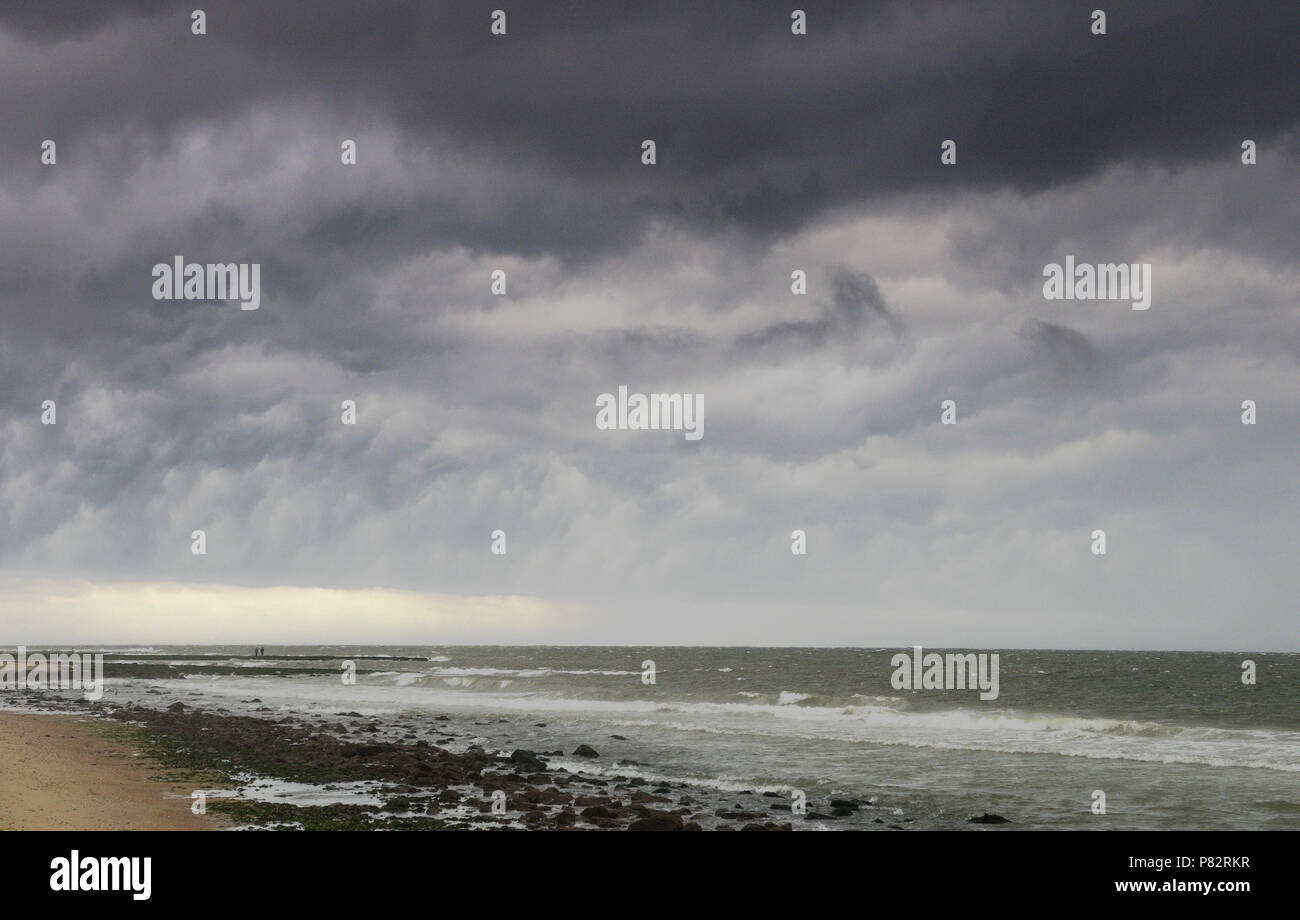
[0,711,224,831]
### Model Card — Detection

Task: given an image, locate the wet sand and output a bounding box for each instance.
[0,711,224,830]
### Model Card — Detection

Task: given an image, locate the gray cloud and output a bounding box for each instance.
[1019,318,1100,383]
[0,2,1297,648]
[734,266,901,354]
[3,1,1298,258]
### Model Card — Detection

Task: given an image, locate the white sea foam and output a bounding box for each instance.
[545,757,797,796]
[422,666,637,678]
[113,672,1300,774]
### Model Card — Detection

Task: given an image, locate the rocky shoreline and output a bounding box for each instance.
[0,689,929,831]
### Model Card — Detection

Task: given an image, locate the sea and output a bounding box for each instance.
[12,646,1299,830]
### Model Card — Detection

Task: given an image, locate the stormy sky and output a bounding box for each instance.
[1,1,1297,648]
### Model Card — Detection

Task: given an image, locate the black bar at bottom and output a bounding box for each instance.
[2,830,1279,907]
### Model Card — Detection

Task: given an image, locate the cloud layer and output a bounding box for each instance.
[1,2,1297,648]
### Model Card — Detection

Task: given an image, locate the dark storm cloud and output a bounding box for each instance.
[1019,318,1100,382]
[735,266,901,353]
[3,0,1296,365]
[0,0,175,40]
[2,0,1298,258]
[829,268,902,338]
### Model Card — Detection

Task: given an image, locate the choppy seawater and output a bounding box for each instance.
[28,646,1300,829]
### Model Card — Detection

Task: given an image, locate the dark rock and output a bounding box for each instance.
[627,812,685,831]
[609,734,628,740]
[969,813,1011,824]
[629,790,671,804]
[580,805,620,820]
[508,749,547,771]
[572,744,599,758]
[341,743,387,758]
[574,795,614,807]
[166,702,185,712]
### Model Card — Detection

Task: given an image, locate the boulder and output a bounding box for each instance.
[508,749,547,771]
[628,812,685,831]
